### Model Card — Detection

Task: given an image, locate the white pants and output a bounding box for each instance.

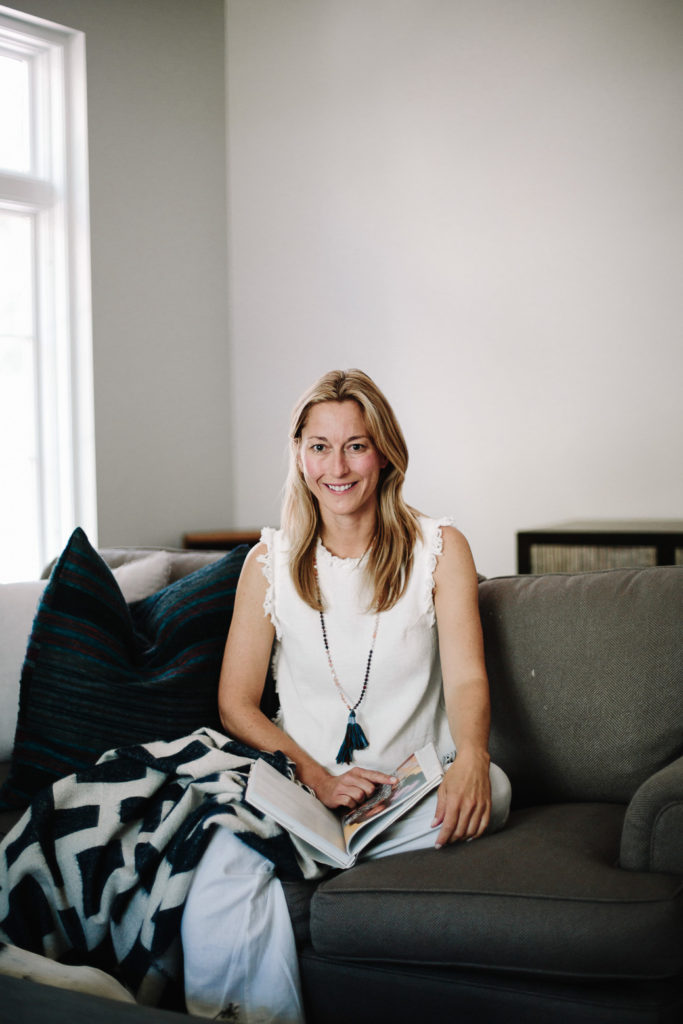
[181,762,511,1023]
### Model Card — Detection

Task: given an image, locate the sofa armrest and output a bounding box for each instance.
[619,755,683,873]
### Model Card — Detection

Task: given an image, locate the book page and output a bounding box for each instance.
[341,744,443,852]
[246,758,349,865]
[246,744,443,869]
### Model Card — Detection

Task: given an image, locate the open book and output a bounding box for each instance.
[246,743,443,868]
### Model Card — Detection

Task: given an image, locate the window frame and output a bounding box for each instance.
[0,5,96,578]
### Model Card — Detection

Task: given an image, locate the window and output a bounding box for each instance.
[0,6,95,582]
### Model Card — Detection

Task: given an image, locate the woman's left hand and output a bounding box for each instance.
[431,748,492,848]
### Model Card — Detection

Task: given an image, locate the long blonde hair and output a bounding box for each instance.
[281,369,421,612]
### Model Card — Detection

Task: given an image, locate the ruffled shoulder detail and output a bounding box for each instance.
[257,526,282,639]
[419,515,457,626]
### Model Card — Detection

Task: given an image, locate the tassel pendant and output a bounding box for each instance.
[335,710,369,764]
[316,562,378,765]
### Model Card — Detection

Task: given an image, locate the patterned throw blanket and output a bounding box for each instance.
[0,729,325,1008]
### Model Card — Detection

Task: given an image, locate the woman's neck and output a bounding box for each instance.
[319,510,376,560]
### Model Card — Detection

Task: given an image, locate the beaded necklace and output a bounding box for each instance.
[314,559,379,764]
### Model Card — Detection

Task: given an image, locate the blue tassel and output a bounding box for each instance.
[335,710,369,764]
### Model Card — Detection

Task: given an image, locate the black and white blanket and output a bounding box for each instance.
[0,729,326,1007]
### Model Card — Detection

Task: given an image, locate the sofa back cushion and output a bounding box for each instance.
[481,566,682,805]
[0,581,47,760]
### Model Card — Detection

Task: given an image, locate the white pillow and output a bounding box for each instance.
[112,551,172,603]
[0,552,173,761]
[0,581,47,760]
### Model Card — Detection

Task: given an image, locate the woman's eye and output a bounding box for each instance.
[311,443,326,453]
[348,443,366,453]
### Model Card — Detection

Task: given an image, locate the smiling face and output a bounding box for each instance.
[298,400,388,528]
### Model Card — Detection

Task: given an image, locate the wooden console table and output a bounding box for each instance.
[517,519,683,574]
[183,529,261,551]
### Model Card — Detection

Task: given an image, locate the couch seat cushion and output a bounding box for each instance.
[310,803,683,980]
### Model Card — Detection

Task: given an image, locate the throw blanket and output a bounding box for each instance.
[0,729,326,1007]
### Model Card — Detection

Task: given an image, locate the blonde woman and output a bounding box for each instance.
[181,369,511,1023]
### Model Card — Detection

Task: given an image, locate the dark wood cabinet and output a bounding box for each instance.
[517,519,683,574]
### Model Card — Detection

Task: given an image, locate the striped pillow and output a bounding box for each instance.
[0,528,248,811]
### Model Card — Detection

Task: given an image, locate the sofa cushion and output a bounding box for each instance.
[0,762,22,841]
[0,554,173,763]
[0,528,248,811]
[620,754,683,874]
[310,803,683,980]
[481,566,683,805]
[41,545,227,583]
[0,581,46,761]
[105,549,172,600]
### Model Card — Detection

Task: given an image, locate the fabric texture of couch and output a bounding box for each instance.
[0,535,681,1023]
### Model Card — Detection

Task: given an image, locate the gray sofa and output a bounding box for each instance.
[1,549,681,1023]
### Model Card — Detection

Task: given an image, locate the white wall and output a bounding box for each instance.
[226,0,683,576]
[18,0,232,550]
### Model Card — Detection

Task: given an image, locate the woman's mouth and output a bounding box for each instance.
[324,482,356,493]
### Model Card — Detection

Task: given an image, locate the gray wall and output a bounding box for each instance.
[12,1,683,573]
[227,0,683,576]
[19,0,232,550]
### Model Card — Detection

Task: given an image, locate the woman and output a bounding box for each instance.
[181,369,511,1023]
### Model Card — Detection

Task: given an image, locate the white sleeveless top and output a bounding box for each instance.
[259,516,456,776]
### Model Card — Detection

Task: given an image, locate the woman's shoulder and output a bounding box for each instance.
[413,512,454,525]
[415,515,475,581]
[428,521,478,592]
[255,525,291,555]
[237,528,285,587]
[415,513,461,550]
[242,529,288,637]
[250,526,297,584]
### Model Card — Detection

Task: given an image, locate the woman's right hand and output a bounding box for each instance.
[314,767,397,810]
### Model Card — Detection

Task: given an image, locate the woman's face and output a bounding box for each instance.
[299,400,387,524]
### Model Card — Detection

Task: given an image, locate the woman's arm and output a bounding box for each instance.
[431,526,492,847]
[218,544,393,810]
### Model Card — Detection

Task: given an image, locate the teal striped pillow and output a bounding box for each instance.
[0,528,248,811]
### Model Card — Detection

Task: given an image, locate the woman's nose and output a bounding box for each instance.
[331,448,349,476]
